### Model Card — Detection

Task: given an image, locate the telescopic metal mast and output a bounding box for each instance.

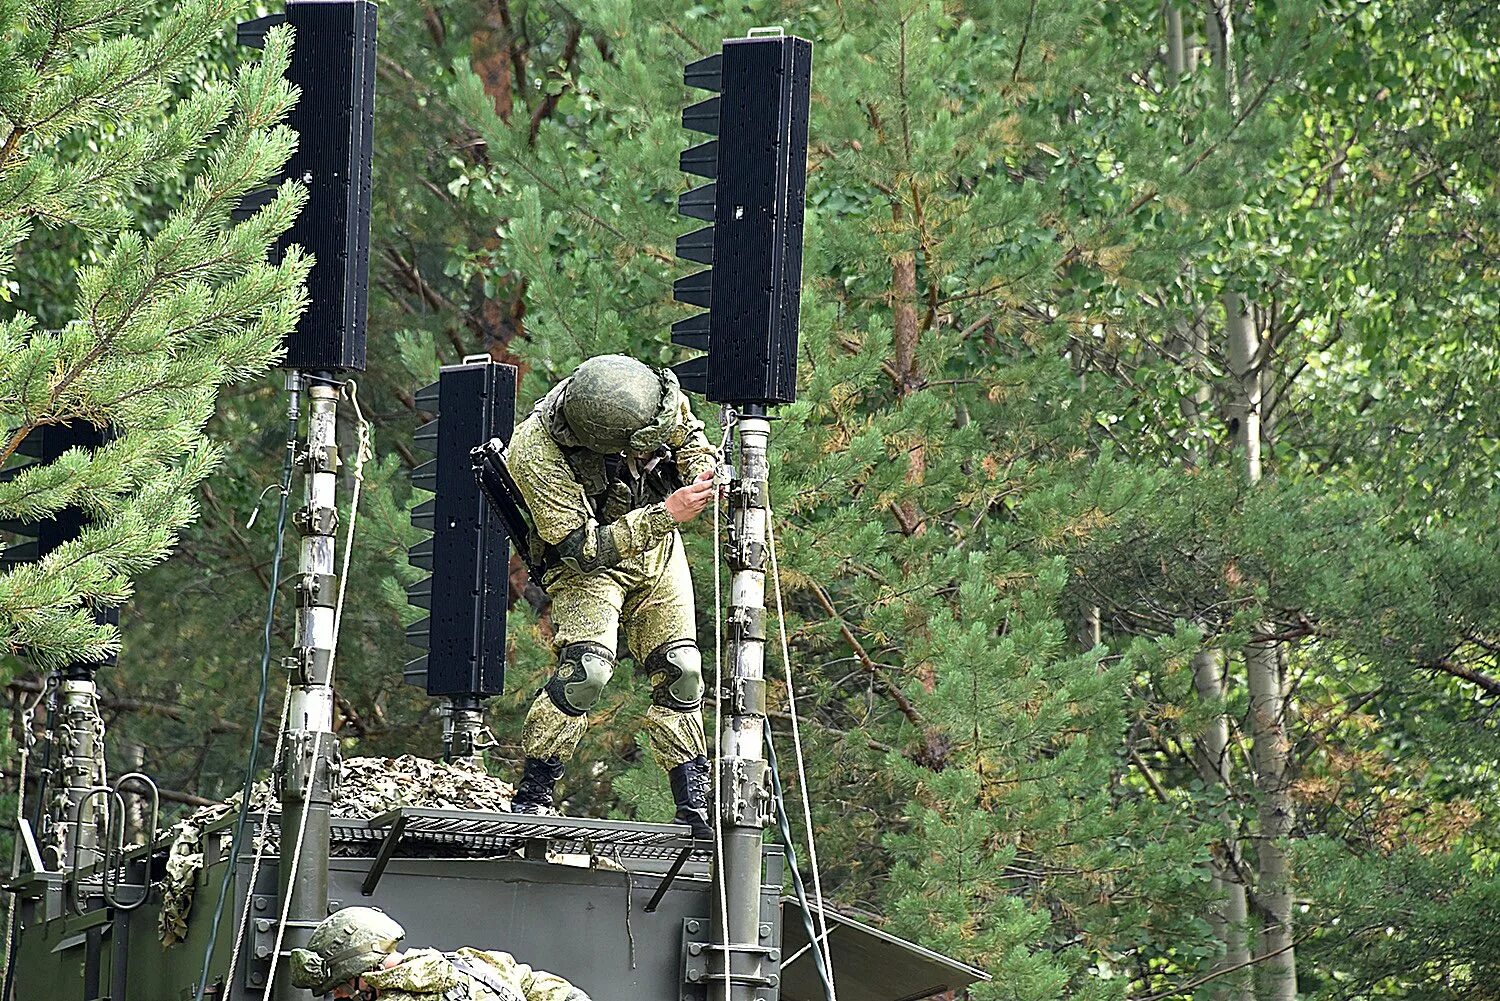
[671,30,814,1001]
[235,3,378,996]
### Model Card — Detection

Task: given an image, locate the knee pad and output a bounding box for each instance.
[544,641,616,716]
[645,638,703,712]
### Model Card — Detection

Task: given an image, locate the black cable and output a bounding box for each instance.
[1,673,59,1001]
[191,407,298,1001]
[25,673,59,833]
[765,729,837,1001]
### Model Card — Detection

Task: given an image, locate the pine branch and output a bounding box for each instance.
[808,580,926,731]
[1425,657,1500,698]
[1131,925,1368,1001]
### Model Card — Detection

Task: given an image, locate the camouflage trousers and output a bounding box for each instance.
[522,532,708,770]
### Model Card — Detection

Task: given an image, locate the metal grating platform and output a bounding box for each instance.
[346,808,711,897]
[369,808,705,859]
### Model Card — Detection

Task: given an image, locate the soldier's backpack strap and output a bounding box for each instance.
[442,953,527,1001]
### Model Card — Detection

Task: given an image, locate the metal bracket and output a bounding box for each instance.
[728,676,767,717]
[734,477,768,510]
[245,893,276,990]
[280,731,339,801]
[246,895,330,991]
[303,443,340,474]
[728,605,767,642]
[360,812,409,896]
[284,646,334,685]
[644,846,695,913]
[680,914,782,1001]
[293,504,339,536]
[729,537,767,572]
[718,758,772,828]
[294,572,339,609]
[445,725,477,760]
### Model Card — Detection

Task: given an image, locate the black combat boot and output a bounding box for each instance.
[510,756,564,814]
[668,754,712,840]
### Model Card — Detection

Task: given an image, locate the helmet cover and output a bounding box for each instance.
[560,355,678,455]
[289,906,406,995]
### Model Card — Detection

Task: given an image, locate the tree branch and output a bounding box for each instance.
[1427,657,1500,698]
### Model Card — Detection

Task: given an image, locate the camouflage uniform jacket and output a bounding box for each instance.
[507,378,717,580]
[363,947,590,1001]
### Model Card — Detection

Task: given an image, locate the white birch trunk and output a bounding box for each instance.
[1168,15,1255,994]
[1165,4,1186,84]
[1219,0,1297,988]
[1226,288,1297,1001]
[1193,650,1254,1001]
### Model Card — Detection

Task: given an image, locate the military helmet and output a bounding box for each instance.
[289,906,405,995]
[561,354,677,455]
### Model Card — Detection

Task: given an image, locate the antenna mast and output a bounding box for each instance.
[673,30,813,1001]
[238,2,378,996]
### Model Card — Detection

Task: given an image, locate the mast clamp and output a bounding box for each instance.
[293,505,339,536]
[725,676,766,717]
[283,647,334,686]
[718,757,772,828]
[728,605,767,642]
[680,910,783,1001]
[302,443,340,474]
[728,538,767,572]
[295,573,339,609]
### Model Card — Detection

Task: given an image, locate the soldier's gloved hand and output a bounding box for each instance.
[665,470,715,523]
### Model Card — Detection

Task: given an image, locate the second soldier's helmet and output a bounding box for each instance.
[561,354,678,455]
[289,906,406,995]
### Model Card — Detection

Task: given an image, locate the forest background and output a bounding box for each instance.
[3,0,1499,999]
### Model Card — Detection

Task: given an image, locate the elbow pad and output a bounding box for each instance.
[553,522,623,575]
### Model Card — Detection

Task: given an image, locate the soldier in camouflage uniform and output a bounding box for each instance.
[290,906,590,1001]
[504,355,717,836]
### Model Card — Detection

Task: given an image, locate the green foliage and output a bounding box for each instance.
[0,2,308,668]
[424,1,1229,994]
[10,1,1496,999]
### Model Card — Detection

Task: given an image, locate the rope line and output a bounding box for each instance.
[260,752,319,1001]
[765,729,838,1000]
[0,683,48,991]
[259,379,370,1000]
[710,407,735,1001]
[223,684,291,990]
[197,377,370,999]
[767,508,838,997]
[332,380,372,655]
[193,397,299,1001]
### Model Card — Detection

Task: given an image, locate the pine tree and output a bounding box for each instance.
[0,1,309,669]
[436,2,1222,995]
[25,1,1499,998]
[108,1,585,798]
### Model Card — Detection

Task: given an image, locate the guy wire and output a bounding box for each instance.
[767,510,838,995]
[0,680,50,998]
[260,753,319,1001]
[223,685,292,990]
[25,673,57,835]
[710,406,736,1001]
[193,391,299,1001]
[258,378,369,1000]
[765,729,837,1001]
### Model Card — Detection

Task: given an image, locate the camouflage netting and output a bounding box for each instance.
[158,756,514,945]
